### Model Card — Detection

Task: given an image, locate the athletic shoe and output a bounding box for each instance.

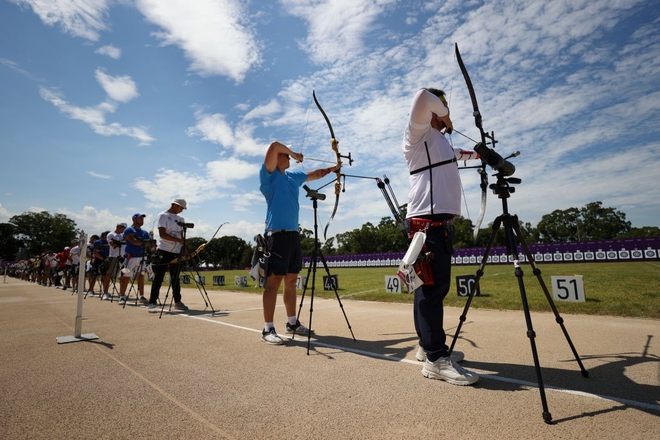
[118,296,127,304]
[148,303,159,313]
[173,302,189,311]
[416,345,464,363]
[285,320,311,335]
[261,328,283,345]
[101,293,111,301]
[422,357,479,386]
[139,296,149,305]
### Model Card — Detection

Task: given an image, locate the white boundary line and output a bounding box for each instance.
[181,312,660,414]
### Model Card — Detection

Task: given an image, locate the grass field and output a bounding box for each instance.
[182,261,660,319]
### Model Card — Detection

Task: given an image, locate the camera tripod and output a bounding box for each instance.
[155,223,217,318]
[121,252,150,308]
[449,174,589,424]
[295,187,355,354]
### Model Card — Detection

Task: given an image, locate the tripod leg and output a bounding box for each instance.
[305,255,318,354]
[295,257,314,340]
[504,215,552,424]
[512,220,589,378]
[316,249,355,341]
[188,259,216,314]
[449,215,502,353]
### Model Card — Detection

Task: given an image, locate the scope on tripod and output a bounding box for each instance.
[303,185,326,201]
[475,142,516,177]
[176,221,195,229]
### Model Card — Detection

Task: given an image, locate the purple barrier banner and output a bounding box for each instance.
[304,237,660,268]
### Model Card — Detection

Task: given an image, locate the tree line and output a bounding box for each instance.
[2,201,658,266]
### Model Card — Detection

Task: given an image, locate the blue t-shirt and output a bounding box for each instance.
[259,163,308,232]
[92,239,109,261]
[123,227,150,258]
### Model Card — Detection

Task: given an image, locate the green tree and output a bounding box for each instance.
[375,216,408,252]
[240,245,254,268]
[537,202,630,242]
[453,216,474,249]
[185,236,208,264]
[0,223,21,261]
[537,207,581,242]
[579,201,630,240]
[205,236,250,269]
[618,226,660,238]
[335,222,379,254]
[321,237,336,256]
[299,227,317,257]
[9,211,78,256]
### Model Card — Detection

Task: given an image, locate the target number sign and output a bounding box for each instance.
[456,275,480,297]
[551,276,585,302]
[323,275,338,291]
[385,275,405,293]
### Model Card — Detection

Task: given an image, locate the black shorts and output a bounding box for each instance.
[92,259,108,276]
[267,231,302,276]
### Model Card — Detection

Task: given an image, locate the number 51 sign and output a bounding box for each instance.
[551,276,586,302]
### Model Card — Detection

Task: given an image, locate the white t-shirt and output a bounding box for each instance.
[402,89,466,218]
[107,231,124,258]
[156,210,185,254]
[69,246,81,265]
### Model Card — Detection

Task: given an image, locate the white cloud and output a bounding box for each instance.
[10,0,110,41]
[281,0,397,65]
[0,203,13,223]
[58,205,138,235]
[135,0,261,82]
[0,58,42,81]
[186,109,265,157]
[87,171,111,179]
[94,69,139,103]
[95,44,121,59]
[132,157,260,209]
[39,86,154,145]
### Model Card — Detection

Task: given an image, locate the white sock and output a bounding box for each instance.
[264,322,274,331]
[287,316,297,326]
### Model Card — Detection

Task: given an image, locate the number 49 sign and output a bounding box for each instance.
[551,276,586,302]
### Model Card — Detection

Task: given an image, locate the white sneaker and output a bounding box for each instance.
[148,303,159,313]
[285,320,311,335]
[261,328,283,345]
[416,345,465,363]
[422,357,479,386]
[101,293,111,301]
[118,296,127,304]
[139,296,149,305]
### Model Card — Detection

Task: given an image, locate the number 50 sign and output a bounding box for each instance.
[551,276,586,302]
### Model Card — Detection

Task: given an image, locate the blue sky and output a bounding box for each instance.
[1,0,659,246]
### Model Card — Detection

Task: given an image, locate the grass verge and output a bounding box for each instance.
[181,261,660,319]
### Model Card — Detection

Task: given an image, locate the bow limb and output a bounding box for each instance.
[455,43,489,243]
[313,90,343,240]
[171,243,206,264]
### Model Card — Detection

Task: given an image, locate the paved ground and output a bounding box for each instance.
[0,276,658,439]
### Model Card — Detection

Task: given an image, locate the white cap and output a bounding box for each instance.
[171,198,187,209]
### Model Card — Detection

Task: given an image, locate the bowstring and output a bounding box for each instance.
[299,93,328,230]
[298,95,313,174]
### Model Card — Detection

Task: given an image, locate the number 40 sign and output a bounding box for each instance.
[551,276,586,302]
